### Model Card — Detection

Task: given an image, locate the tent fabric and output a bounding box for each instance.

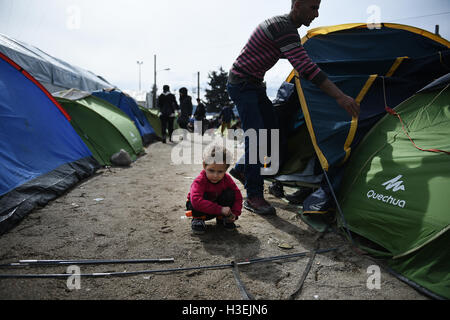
[0,33,114,93]
[139,106,164,139]
[387,231,450,300]
[92,89,157,145]
[338,74,450,299]
[0,52,99,235]
[139,106,181,139]
[54,89,145,167]
[419,73,450,93]
[273,23,450,215]
[290,25,449,171]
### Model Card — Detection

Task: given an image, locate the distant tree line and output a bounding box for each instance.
[204,67,232,113]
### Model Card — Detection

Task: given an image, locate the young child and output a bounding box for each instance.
[186,143,243,235]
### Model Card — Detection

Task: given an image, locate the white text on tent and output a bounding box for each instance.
[367,190,406,209]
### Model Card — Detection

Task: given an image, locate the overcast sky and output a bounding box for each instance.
[0,0,449,99]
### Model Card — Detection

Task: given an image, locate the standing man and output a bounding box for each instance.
[177,87,193,130]
[194,98,207,134]
[158,85,178,143]
[227,0,360,215]
[218,105,235,136]
[194,98,206,122]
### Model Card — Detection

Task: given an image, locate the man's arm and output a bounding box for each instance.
[188,99,193,116]
[274,25,360,118]
[172,95,179,110]
[318,78,360,118]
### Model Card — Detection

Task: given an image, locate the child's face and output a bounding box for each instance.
[203,163,228,184]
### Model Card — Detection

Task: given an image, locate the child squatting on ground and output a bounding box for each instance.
[186,143,243,235]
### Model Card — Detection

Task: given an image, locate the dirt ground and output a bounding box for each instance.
[0,135,428,301]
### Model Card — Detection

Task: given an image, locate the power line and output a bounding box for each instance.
[387,11,450,22]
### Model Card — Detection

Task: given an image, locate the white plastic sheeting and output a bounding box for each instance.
[0,33,114,93]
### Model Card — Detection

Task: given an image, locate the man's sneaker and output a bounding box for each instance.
[229,168,245,185]
[191,219,206,235]
[244,197,276,215]
[268,181,284,198]
[285,187,314,205]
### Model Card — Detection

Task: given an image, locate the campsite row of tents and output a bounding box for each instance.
[0,33,165,236]
[1,24,449,299]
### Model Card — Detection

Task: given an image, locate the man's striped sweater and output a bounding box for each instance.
[230,14,327,86]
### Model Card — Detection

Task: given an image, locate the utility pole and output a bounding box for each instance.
[154,55,157,90]
[137,61,143,91]
[151,54,170,108]
[197,71,200,101]
[152,55,157,109]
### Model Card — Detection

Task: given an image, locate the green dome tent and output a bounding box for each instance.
[339,74,450,299]
[138,105,181,140]
[54,89,144,167]
[138,106,165,139]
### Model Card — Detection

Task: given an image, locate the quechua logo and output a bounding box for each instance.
[366,175,407,208]
[382,175,405,192]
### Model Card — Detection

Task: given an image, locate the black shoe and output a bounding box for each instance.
[216,217,237,231]
[285,187,314,205]
[268,181,284,198]
[244,197,276,215]
[229,168,245,185]
[223,221,237,231]
[191,219,206,235]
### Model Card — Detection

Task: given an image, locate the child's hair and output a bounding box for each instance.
[203,142,233,167]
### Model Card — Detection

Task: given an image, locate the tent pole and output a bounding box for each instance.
[321,167,355,246]
[0,248,338,279]
[0,258,175,268]
[384,265,445,300]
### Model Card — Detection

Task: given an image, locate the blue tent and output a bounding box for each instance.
[272,23,450,214]
[92,89,157,145]
[0,52,99,235]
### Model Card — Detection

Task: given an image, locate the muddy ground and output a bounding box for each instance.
[0,135,427,301]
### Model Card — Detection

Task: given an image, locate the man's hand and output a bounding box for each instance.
[336,94,360,118]
[318,78,360,118]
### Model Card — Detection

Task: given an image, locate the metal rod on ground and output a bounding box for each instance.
[0,258,175,268]
[289,250,316,300]
[231,261,255,300]
[289,233,323,300]
[0,248,338,279]
[384,265,445,301]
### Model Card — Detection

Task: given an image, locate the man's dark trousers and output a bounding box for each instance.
[227,81,278,198]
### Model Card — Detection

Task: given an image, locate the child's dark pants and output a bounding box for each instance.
[186,189,237,221]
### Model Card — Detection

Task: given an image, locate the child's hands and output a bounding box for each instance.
[226,214,237,223]
[221,207,232,217]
